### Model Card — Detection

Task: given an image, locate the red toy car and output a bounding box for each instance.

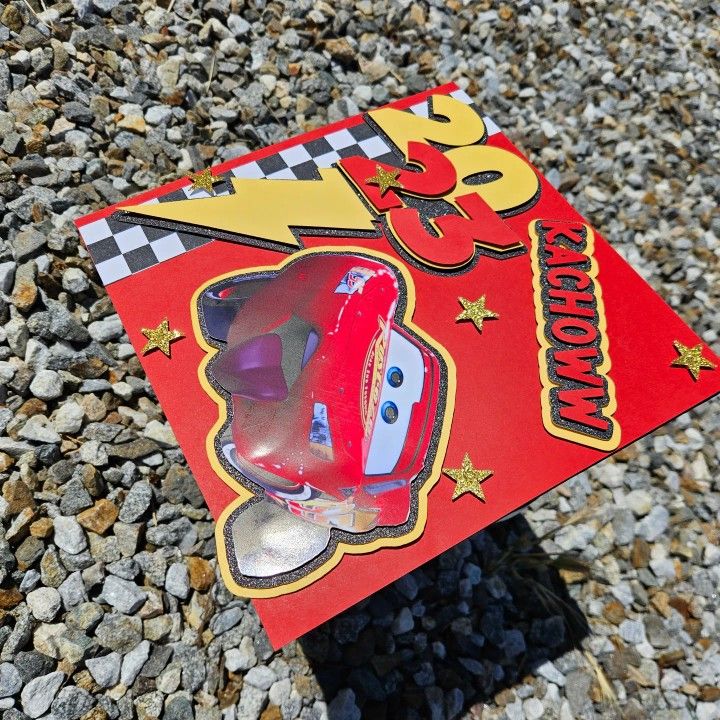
[201,252,442,535]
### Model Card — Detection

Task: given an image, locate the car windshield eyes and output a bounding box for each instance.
[387,366,403,387]
[381,401,399,424]
[210,334,289,402]
[201,275,273,343]
[273,316,320,391]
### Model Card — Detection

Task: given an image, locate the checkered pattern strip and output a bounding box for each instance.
[78,89,500,286]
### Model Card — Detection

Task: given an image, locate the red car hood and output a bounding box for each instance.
[223,254,399,498]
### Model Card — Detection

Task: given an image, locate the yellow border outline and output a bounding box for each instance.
[528,221,621,451]
[190,246,457,598]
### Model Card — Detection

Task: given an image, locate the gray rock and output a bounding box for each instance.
[118,481,153,523]
[120,639,150,686]
[165,562,190,599]
[637,505,670,542]
[26,587,62,622]
[227,14,250,36]
[13,651,55,684]
[395,573,419,601]
[564,670,592,716]
[660,668,685,691]
[209,606,243,635]
[5,318,28,356]
[53,515,87,554]
[523,697,544,720]
[95,614,142,653]
[268,678,291,706]
[50,686,94,720]
[392,607,414,635]
[52,401,85,434]
[106,557,139,580]
[1,709,27,720]
[0,261,16,293]
[534,659,566,686]
[78,439,109,466]
[224,636,256,672]
[139,645,172,679]
[85,652,121,688]
[0,663,22,699]
[155,662,182,694]
[29,369,64,400]
[143,420,178,448]
[19,415,61,444]
[245,665,277,691]
[697,703,720,720]
[20,671,64,718]
[446,687,464,718]
[66,602,104,632]
[644,616,671,648]
[327,689,361,720]
[281,690,302,720]
[0,608,34,664]
[58,572,88,608]
[59,479,93,515]
[237,683,267,720]
[502,629,526,658]
[619,619,647,645]
[47,301,90,343]
[173,644,206,692]
[113,522,141,556]
[101,575,147,614]
[145,105,173,125]
[62,101,94,125]
[87,316,124,342]
[612,508,636,545]
[0,438,34,458]
[60,550,93,578]
[623,489,653,516]
[165,695,194,720]
[12,228,46,262]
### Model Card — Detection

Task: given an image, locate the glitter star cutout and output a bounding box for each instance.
[455,295,498,332]
[141,319,184,357]
[671,340,716,381]
[443,454,493,502]
[187,167,221,195]
[365,165,403,196]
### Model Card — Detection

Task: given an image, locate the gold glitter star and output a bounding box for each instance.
[671,340,716,381]
[141,318,184,357]
[187,167,221,195]
[365,165,403,196]
[443,453,493,501]
[455,295,498,332]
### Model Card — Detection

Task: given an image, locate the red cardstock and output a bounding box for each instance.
[75,83,720,647]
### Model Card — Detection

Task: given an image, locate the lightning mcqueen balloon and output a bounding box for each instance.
[199,253,442,555]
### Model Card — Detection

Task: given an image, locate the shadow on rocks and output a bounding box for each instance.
[299,514,590,720]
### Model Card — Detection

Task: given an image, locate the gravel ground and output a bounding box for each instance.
[1,1,719,719]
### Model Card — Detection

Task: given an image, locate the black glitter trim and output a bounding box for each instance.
[197,249,451,590]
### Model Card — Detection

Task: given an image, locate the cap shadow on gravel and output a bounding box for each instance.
[300,514,590,720]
